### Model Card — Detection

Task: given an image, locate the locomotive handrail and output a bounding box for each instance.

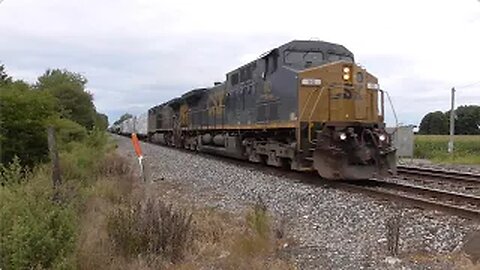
[384,90,399,128]
[308,87,325,121]
[308,86,325,144]
[299,87,317,120]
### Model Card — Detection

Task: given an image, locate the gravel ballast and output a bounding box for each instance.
[114,135,480,269]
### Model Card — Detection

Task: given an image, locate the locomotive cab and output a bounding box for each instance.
[297,61,396,179]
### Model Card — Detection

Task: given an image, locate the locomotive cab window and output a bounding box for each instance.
[270,53,278,72]
[263,50,279,78]
[230,73,239,86]
[327,53,353,63]
[240,65,253,82]
[284,51,324,65]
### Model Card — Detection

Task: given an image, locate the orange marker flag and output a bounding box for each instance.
[131,133,146,182]
[131,133,143,158]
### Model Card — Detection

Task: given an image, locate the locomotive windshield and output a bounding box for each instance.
[327,53,353,62]
[284,51,324,65]
[284,50,353,67]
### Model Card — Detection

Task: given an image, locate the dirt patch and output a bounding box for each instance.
[463,230,480,264]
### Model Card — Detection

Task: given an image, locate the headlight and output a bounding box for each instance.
[367,83,379,89]
[339,132,347,140]
[343,66,352,81]
[301,78,322,86]
[379,134,386,141]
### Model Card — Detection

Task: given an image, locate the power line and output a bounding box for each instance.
[456,81,480,89]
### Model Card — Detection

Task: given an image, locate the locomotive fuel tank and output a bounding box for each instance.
[213,134,226,146]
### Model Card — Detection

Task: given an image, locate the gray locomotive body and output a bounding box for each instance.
[147,40,396,180]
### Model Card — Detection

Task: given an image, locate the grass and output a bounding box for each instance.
[0,165,77,269]
[414,135,480,164]
[0,130,114,269]
[78,180,293,270]
[107,199,194,263]
[71,143,292,269]
[1,130,293,269]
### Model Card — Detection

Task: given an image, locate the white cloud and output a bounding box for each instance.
[1,0,479,124]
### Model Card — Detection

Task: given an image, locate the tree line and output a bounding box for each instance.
[418,105,480,135]
[0,64,108,167]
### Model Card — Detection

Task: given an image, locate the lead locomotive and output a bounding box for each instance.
[147,40,396,180]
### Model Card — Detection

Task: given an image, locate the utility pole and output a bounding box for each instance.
[448,87,455,154]
[47,127,62,202]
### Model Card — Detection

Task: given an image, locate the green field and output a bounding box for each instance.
[414,135,480,164]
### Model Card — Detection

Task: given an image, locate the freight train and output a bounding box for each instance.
[115,40,397,180]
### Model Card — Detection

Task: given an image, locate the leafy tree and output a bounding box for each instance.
[419,105,480,135]
[113,113,133,126]
[51,118,88,146]
[36,69,96,129]
[0,64,12,86]
[94,112,109,130]
[418,111,448,134]
[453,105,480,135]
[0,66,91,166]
[0,81,58,166]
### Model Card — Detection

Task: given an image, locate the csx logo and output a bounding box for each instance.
[331,89,362,100]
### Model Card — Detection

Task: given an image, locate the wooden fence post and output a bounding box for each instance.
[47,126,62,201]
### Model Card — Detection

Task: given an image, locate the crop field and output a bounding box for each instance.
[414,135,480,164]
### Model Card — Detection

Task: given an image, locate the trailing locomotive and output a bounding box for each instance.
[147,40,396,180]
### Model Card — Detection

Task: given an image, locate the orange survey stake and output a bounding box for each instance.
[131,133,143,157]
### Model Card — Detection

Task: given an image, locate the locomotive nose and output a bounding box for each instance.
[298,62,380,123]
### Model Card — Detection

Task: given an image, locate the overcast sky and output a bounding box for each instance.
[1,0,479,126]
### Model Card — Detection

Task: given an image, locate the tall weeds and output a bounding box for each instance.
[107,199,193,263]
[0,131,113,269]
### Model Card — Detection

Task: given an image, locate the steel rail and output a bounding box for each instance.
[343,179,480,220]
[397,165,480,184]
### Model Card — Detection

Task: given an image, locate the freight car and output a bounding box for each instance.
[115,114,148,138]
[147,40,396,180]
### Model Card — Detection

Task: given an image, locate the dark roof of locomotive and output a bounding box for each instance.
[149,40,354,112]
[181,88,208,99]
[227,40,354,75]
[281,40,353,58]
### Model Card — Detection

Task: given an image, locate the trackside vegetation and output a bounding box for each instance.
[414,135,480,164]
[0,64,293,269]
[418,106,480,135]
[416,106,480,164]
[0,63,108,269]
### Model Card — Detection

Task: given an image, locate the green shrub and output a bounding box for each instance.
[0,129,112,269]
[0,168,77,270]
[232,198,271,258]
[246,197,270,240]
[0,84,57,166]
[0,156,28,187]
[52,118,88,147]
[0,66,114,269]
[59,131,112,184]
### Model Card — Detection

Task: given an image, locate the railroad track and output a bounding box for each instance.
[397,165,480,184]
[396,165,480,197]
[121,135,480,220]
[346,170,480,220]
